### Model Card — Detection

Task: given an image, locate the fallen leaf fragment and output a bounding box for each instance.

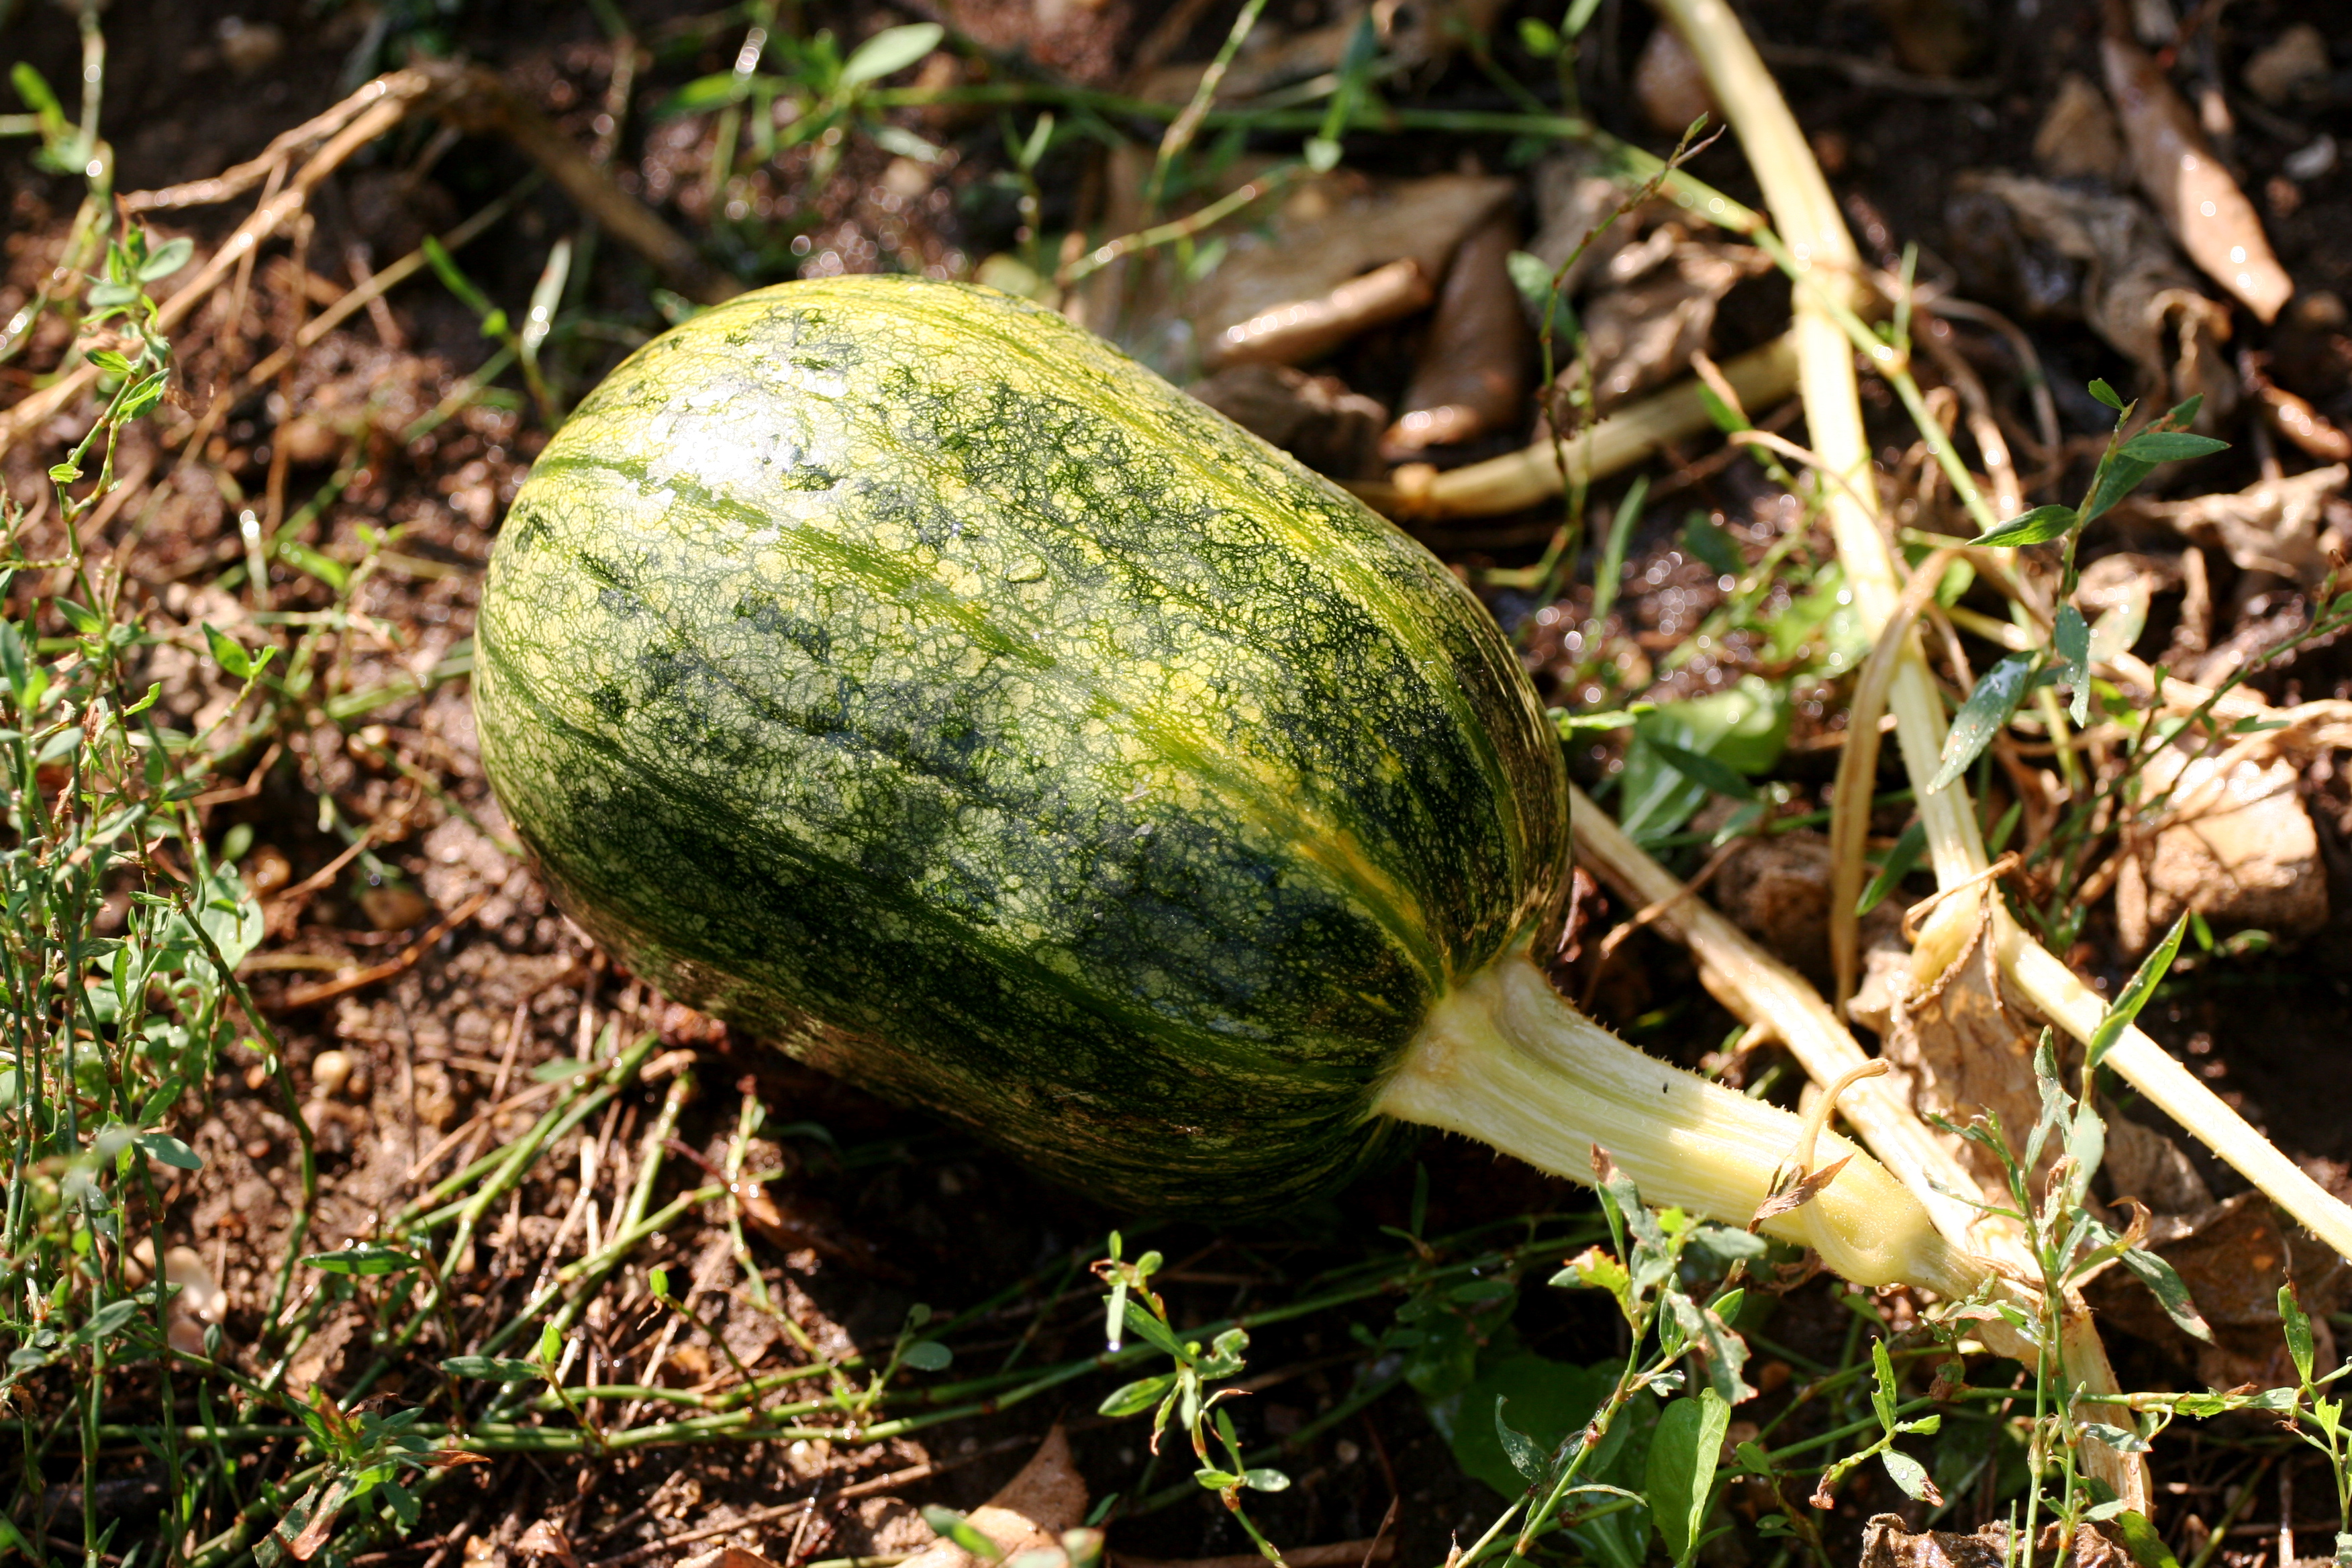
[1960,173,2235,415]
[1191,364,1387,478]
[2033,73,2127,181]
[516,1520,581,1568]
[1383,212,1530,458]
[1878,908,2056,1203]
[1187,174,1515,368]
[2243,23,2331,107]
[902,1426,1087,1568]
[1633,22,1718,136]
[2102,26,2294,322]
[2131,462,2348,582]
[2113,747,2328,953]
[1524,147,1659,299]
[1858,1514,2011,1568]
[1208,259,1434,371]
[1569,227,1771,414]
[2245,360,2352,460]
[2086,1189,2349,1389]
[679,1549,783,1568]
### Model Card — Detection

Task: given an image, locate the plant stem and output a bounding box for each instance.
[1375,939,1981,1297]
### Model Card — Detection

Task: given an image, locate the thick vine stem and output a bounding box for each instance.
[1567,789,2139,1507]
[1565,786,2014,1259]
[1377,939,1988,1300]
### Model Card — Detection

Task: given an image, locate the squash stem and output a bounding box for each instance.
[1375,941,1985,1300]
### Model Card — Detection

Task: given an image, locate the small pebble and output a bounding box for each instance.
[310,1048,354,1098]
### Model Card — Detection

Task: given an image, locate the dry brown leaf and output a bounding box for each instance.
[1959,173,2236,417]
[1383,212,1531,457]
[1751,1155,1854,1227]
[1187,175,1514,367]
[2112,746,2329,952]
[1189,364,1387,479]
[2086,1190,2349,1389]
[2243,23,2331,107]
[901,1426,1087,1568]
[1633,23,1719,136]
[2033,73,2128,181]
[2130,463,2349,583]
[1524,152,1651,303]
[2102,23,2294,322]
[1879,904,2051,1204]
[1857,1514,2012,1568]
[1206,258,1434,371]
[516,1520,581,1568]
[1566,228,1770,413]
[679,1548,784,1568]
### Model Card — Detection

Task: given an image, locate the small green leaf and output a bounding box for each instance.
[119,369,168,420]
[54,597,103,636]
[921,1506,1003,1561]
[900,1339,952,1371]
[1551,703,1654,734]
[1856,818,1927,916]
[1242,1468,1290,1492]
[1520,17,1563,56]
[1930,650,2041,792]
[1683,513,1745,578]
[1015,112,1055,173]
[1642,735,1756,801]
[2118,430,2228,463]
[868,122,945,163]
[2281,1283,2316,1387]
[305,1246,425,1276]
[2088,379,2127,412]
[1645,1389,1731,1566]
[2088,914,2188,1071]
[132,1132,203,1170]
[2108,1510,2184,1568]
[1879,1449,1939,1502]
[2080,1421,2150,1454]
[1496,1395,1547,1482]
[1869,1338,1902,1433]
[77,1298,144,1344]
[538,1320,564,1363]
[2056,603,2091,726]
[2081,450,2157,527]
[839,23,944,89]
[1120,1299,1186,1359]
[201,622,254,680]
[1097,1373,1175,1418]
[1969,504,2077,548]
[277,541,349,591]
[139,236,195,281]
[87,348,134,378]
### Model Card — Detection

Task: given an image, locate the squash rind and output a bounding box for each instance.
[475,277,1566,1213]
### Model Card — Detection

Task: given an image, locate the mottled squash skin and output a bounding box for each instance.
[475,277,1566,1214]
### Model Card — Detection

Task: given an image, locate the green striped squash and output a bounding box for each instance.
[475,275,1567,1214]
